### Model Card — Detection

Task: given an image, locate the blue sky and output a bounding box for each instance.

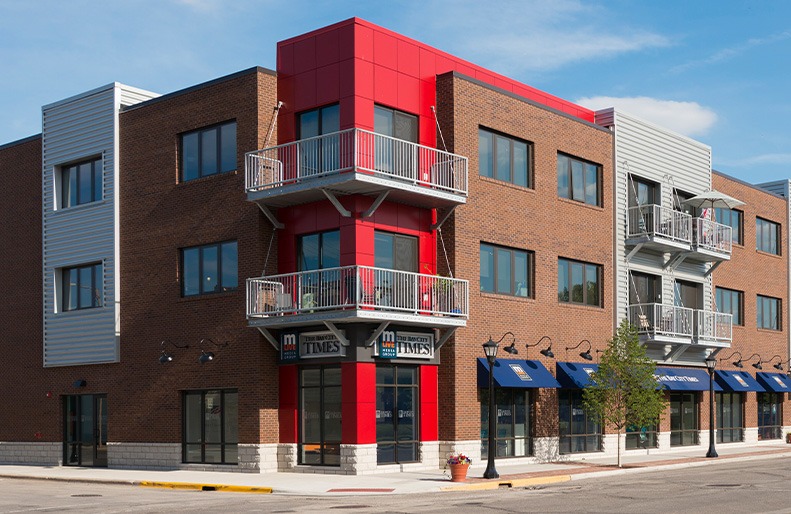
[1,0,789,184]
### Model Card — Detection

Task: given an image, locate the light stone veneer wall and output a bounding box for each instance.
[0,442,61,465]
[107,443,277,473]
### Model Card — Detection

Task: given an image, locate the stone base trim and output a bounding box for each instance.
[0,442,60,466]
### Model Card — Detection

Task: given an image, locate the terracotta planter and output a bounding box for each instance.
[786,433,791,444]
[449,463,470,482]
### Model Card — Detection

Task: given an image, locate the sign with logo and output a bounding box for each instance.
[773,375,788,389]
[281,332,298,362]
[654,373,700,385]
[375,331,434,359]
[299,331,346,359]
[734,374,748,388]
[509,362,532,382]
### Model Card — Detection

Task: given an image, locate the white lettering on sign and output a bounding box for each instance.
[655,374,699,383]
[398,410,414,418]
[509,363,532,382]
[299,331,347,359]
[395,332,434,359]
[773,376,788,389]
[497,409,512,417]
[376,410,393,419]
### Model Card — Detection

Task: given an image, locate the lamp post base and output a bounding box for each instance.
[483,466,499,479]
[706,446,718,458]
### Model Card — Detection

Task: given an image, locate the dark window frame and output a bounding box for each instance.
[297,230,341,271]
[558,258,603,307]
[180,120,237,182]
[715,287,744,326]
[557,152,602,207]
[62,263,102,311]
[714,207,743,245]
[558,389,602,454]
[756,217,781,255]
[480,388,533,459]
[373,104,418,143]
[61,157,102,208]
[670,392,699,447]
[757,294,782,330]
[299,366,342,466]
[182,389,238,465]
[480,243,534,298]
[180,240,238,297]
[297,103,340,139]
[758,392,783,440]
[376,365,420,464]
[716,391,744,443]
[478,127,533,188]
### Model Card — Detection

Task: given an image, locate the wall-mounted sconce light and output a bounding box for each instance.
[744,353,763,370]
[198,338,229,364]
[566,340,593,361]
[73,379,86,388]
[526,336,554,359]
[768,355,790,372]
[720,351,742,368]
[159,340,190,364]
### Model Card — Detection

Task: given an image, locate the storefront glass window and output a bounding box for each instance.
[558,390,601,454]
[716,392,744,443]
[480,389,531,458]
[670,393,698,446]
[758,392,783,440]
[299,367,341,466]
[376,366,418,464]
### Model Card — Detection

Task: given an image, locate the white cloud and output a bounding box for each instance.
[722,153,791,167]
[671,30,791,74]
[576,96,718,137]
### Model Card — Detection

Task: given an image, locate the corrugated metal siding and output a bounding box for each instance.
[42,84,157,367]
[603,109,714,323]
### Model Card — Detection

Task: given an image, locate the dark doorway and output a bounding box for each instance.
[63,394,107,467]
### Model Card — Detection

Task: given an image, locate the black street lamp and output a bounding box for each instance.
[704,355,718,458]
[482,336,501,479]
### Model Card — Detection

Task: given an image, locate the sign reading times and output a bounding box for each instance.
[376,331,434,360]
[281,331,347,362]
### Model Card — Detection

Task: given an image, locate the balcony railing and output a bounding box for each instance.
[247,265,468,319]
[629,303,694,339]
[245,128,468,196]
[693,217,733,255]
[696,310,733,343]
[627,205,692,244]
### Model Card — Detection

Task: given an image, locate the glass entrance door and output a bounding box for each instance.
[669,392,698,446]
[376,366,418,464]
[64,394,107,467]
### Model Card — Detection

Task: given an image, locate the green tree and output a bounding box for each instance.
[582,319,667,467]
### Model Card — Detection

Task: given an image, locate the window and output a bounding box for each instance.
[558,390,601,454]
[376,366,419,464]
[298,104,340,176]
[61,158,102,208]
[714,207,743,245]
[669,392,698,446]
[480,244,533,297]
[716,287,743,326]
[558,258,601,306]
[557,153,601,206]
[756,217,780,255]
[627,175,656,208]
[300,367,341,466]
[629,271,661,304]
[181,241,238,297]
[374,105,417,143]
[758,392,783,440]
[757,295,781,330]
[716,392,744,443]
[375,232,418,272]
[181,121,237,181]
[298,104,340,139]
[183,389,238,464]
[298,231,340,271]
[62,263,102,311]
[626,423,658,450]
[478,128,531,187]
[481,389,531,459]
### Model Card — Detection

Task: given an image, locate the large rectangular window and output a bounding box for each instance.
[557,153,601,206]
[300,367,342,466]
[183,389,238,464]
[757,295,781,330]
[670,392,698,446]
[558,258,602,306]
[716,287,744,326]
[62,263,102,311]
[478,128,531,188]
[61,158,102,208]
[181,241,238,297]
[374,105,417,143]
[716,392,744,443]
[558,390,602,454]
[714,207,743,245]
[758,392,783,440]
[756,217,780,255]
[480,389,531,459]
[376,366,419,464]
[181,121,237,181]
[480,243,533,297]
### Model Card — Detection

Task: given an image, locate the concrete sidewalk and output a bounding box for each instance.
[1,443,789,495]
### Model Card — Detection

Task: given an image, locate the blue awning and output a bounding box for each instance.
[556,362,599,388]
[756,372,791,393]
[715,370,765,392]
[654,367,721,391]
[477,358,560,389]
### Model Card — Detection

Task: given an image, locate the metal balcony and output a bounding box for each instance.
[687,217,732,263]
[695,310,732,345]
[629,303,694,344]
[245,129,468,209]
[626,205,692,253]
[246,265,468,329]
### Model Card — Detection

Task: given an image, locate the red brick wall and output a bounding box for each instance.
[117,68,280,444]
[436,73,614,440]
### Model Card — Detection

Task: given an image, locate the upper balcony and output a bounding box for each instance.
[245,129,468,210]
[626,205,732,267]
[629,303,732,349]
[246,265,468,329]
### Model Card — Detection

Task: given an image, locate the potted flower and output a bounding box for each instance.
[446,453,472,482]
[786,432,791,444]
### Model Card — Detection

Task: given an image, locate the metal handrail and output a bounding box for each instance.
[628,303,694,338]
[247,265,469,319]
[244,128,468,195]
[693,217,733,254]
[695,310,733,343]
[627,204,692,243]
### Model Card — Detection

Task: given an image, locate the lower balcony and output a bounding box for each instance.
[688,217,732,263]
[246,265,468,328]
[629,303,694,344]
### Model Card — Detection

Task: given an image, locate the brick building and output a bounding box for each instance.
[0,18,789,475]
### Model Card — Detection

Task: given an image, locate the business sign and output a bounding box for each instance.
[734,374,748,388]
[299,330,347,359]
[281,333,298,362]
[772,375,788,389]
[375,331,434,359]
[654,373,700,385]
[508,362,532,382]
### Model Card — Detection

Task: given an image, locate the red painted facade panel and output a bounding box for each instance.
[373,29,398,70]
[397,39,420,78]
[279,365,299,443]
[353,59,375,100]
[341,362,376,443]
[293,37,317,75]
[315,64,340,106]
[419,365,438,440]
[293,70,317,112]
[373,64,399,109]
[315,29,340,67]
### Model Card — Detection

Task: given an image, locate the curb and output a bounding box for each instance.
[442,474,571,491]
[139,481,273,494]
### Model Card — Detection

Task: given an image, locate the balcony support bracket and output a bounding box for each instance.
[434,327,457,351]
[704,261,723,277]
[322,189,352,217]
[256,204,284,230]
[256,327,280,351]
[322,321,350,347]
[664,344,690,363]
[362,191,390,218]
[663,251,688,271]
[365,321,391,347]
[625,243,644,262]
[431,206,456,231]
